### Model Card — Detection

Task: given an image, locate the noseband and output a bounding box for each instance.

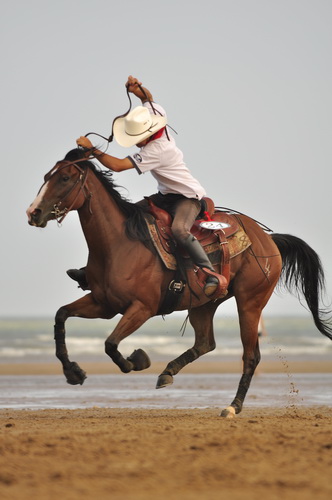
[45,159,92,224]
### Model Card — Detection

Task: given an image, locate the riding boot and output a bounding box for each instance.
[181,235,226,297]
[66,267,89,290]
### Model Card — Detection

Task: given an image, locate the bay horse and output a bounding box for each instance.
[26,149,332,417]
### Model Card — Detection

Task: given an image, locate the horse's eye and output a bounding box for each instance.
[62,176,70,182]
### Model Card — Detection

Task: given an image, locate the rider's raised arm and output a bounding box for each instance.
[126,75,153,104]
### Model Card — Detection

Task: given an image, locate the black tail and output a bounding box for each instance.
[271,233,332,339]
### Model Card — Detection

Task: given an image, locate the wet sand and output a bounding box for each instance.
[0,360,331,499]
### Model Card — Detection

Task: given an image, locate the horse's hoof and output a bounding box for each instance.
[64,362,87,385]
[220,406,236,418]
[127,349,151,371]
[156,373,173,389]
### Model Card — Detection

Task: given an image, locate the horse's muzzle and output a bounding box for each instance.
[27,208,48,228]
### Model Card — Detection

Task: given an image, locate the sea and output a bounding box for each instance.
[0,315,331,410]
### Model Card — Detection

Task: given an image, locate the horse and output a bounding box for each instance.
[26,148,332,417]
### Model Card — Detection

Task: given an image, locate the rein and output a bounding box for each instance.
[85,84,176,147]
[85,85,136,144]
[47,159,92,224]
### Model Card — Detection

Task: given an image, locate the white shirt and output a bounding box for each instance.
[127,102,206,200]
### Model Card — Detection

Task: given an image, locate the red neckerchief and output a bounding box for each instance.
[147,127,166,143]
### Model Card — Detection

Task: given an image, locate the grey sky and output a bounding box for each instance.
[1,0,331,318]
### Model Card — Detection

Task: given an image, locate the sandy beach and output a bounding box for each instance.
[0,360,331,499]
[0,358,332,375]
[0,405,331,500]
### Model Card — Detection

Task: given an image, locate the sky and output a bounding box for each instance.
[1,0,331,319]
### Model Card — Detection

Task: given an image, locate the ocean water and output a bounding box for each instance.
[1,315,331,364]
[0,316,331,410]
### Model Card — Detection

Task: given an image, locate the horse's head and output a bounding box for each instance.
[26,149,92,227]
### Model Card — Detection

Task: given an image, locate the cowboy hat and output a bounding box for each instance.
[113,106,167,147]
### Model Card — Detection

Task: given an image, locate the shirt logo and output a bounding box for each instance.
[133,153,142,163]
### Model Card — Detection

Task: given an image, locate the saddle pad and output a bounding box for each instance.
[146,220,252,271]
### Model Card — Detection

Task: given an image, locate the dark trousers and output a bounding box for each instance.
[137,193,201,246]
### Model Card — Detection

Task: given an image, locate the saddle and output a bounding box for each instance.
[144,197,252,295]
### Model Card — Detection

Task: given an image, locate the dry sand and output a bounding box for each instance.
[0,360,331,499]
[0,406,331,500]
[0,358,332,375]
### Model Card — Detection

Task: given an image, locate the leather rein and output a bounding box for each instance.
[44,158,92,224]
[45,84,174,224]
[85,84,175,146]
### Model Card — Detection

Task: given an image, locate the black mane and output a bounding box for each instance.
[63,149,151,243]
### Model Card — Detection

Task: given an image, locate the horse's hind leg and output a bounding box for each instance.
[54,293,114,385]
[220,306,262,418]
[156,301,219,388]
[220,314,260,418]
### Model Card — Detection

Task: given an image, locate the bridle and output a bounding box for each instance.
[44,158,93,224]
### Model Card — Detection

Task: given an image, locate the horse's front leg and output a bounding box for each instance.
[156,301,219,388]
[104,301,153,373]
[54,293,114,385]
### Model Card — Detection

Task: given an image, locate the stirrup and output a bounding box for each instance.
[200,267,228,299]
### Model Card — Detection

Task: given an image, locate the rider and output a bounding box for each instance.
[71,75,225,297]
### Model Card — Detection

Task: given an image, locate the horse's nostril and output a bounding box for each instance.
[31,209,41,220]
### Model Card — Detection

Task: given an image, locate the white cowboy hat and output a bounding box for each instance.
[113,106,167,147]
